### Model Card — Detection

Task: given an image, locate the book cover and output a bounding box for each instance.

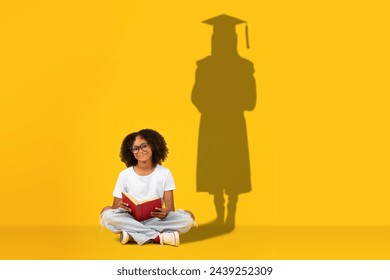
[122,192,162,222]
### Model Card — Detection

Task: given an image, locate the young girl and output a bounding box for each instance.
[100,129,195,246]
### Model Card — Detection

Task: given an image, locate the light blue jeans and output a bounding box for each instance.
[100,208,195,245]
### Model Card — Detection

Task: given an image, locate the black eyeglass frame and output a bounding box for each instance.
[129,142,150,153]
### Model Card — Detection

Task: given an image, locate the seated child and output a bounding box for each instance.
[100,129,195,246]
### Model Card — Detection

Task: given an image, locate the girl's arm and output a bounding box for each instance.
[100,197,131,214]
[163,190,175,213]
[151,190,175,219]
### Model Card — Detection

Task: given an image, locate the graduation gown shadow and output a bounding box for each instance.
[191,14,257,231]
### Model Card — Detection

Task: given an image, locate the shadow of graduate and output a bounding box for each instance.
[191,13,257,234]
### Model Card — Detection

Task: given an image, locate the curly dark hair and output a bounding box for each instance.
[119,129,169,167]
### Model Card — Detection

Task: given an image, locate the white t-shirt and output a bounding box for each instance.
[113,164,176,201]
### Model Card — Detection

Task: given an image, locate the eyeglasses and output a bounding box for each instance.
[129,142,150,153]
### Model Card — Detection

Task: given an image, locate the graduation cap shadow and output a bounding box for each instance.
[187,14,257,243]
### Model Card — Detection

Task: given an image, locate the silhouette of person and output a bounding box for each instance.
[192,14,257,230]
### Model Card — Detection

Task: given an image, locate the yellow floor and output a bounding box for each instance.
[1,226,390,260]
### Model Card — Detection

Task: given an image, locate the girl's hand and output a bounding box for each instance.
[115,201,131,213]
[151,207,169,219]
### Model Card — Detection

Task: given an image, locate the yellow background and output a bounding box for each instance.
[1,0,390,233]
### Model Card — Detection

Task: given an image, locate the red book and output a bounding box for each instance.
[122,192,162,222]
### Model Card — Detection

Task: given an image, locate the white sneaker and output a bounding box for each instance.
[160,231,180,247]
[120,231,132,245]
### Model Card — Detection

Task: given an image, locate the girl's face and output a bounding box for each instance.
[131,135,153,164]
